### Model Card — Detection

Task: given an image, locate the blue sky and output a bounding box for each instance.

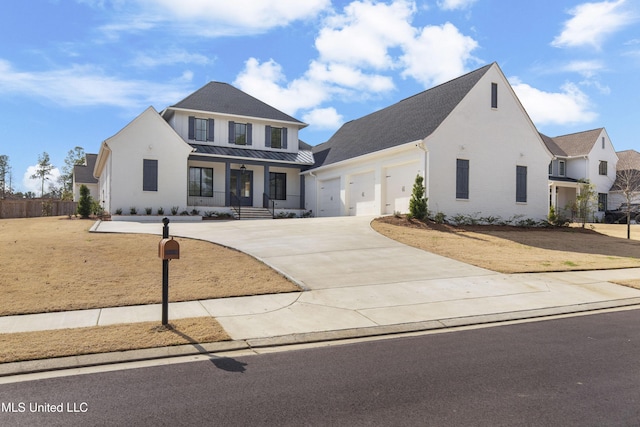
[1,0,639,194]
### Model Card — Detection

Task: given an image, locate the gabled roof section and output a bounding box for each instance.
[310,63,493,169]
[168,82,306,126]
[543,128,604,157]
[73,154,98,184]
[616,149,640,170]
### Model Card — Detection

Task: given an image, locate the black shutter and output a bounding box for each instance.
[456,159,469,199]
[188,116,195,140]
[516,166,527,202]
[265,125,271,147]
[207,119,215,141]
[282,127,288,149]
[143,159,158,192]
[228,121,235,144]
[246,123,253,146]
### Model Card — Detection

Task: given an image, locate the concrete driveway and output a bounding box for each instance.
[91,216,640,341]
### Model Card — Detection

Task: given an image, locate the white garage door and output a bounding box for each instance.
[384,162,420,214]
[348,171,376,216]
[318,178,341,217]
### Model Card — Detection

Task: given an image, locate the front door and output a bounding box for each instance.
[230,169,253,206]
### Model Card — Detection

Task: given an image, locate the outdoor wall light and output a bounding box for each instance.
[240,164,246,174]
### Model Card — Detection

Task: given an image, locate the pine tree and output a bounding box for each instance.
[77,184,92,218]
[409,174,428,220]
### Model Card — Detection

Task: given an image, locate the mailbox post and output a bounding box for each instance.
[159,217,180,326]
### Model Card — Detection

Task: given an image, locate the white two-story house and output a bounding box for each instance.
[541,128,618,221]
[94,82,313,217]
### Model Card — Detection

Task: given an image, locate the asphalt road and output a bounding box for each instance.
[1,309,640,426]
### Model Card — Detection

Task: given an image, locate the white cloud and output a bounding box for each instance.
[0,59,191,110]
[437,0,478,11]
[400,22,479,86]
[552,0,637,49]
[307,61,395,92]
[22,166,61,196]
[100,0,331,37]
[315,0,416,69]
[131,49,212,68]
[511,79,598,126]
[302,107,344,129]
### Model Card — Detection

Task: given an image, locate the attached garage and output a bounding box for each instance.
[318,177,341,217]
[348,171,376,216]
[384,162,420,214]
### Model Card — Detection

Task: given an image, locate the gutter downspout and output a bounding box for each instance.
[415,141,429,199]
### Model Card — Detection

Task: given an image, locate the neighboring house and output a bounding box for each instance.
[541,128,618,220]
[94,82,313,216]
[72,154,99,202]
[302,63,553,221]
[609,149,640,209]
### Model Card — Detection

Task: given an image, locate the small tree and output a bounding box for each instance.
[409,174,428,220]
[77,184,92,218]
[575,179,597,228]
[612,151,640,239]
[31,152,55,197]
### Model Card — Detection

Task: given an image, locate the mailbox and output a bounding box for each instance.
[158,238,180,260]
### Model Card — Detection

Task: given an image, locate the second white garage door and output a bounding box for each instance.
[348,171,376,216]
[384,162,420,214]
[318,178,341,217]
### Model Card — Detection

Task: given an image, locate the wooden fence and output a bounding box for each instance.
[0,199,77,219]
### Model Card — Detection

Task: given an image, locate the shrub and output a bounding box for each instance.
[180,210,190,216]
[190,208,200,216]
[77,184,92,218]
[129,207,137,215]
[115,208,123,215]
[434,212,446,224]
[157,207,164,215]
[171,206,179,215]
[145,207,152,215]
[204,211,215,218]
[409,174,428,220]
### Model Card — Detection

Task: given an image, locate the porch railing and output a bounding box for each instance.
[187,191,226,208]
[230,192,241,220]
[263,193,275,218]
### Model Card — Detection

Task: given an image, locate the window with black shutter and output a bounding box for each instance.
[456,159,469,199]
[143,159,158,192]
[516,165,527,203]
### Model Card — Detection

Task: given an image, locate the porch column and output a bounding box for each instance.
[263,165,269,208]
[225,161,231,207]
[300,174,305,209]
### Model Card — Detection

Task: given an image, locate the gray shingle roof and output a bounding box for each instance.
[616,149,640,170]
[73,154,98,184]
[190,144,314,165]
[170,82,305,125]
[542,128,603,157]
[310,63,493,169]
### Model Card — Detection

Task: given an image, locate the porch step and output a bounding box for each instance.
[231,207,274,220]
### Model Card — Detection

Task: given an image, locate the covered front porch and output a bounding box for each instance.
[549,177,580,221]
[186,154,307,216]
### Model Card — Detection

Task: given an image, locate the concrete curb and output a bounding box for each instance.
[3,298,640,378]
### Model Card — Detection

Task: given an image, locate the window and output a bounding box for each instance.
[265,126,288,149]
[559,160,566,176]
[548,161,552,175]
[269,172,286,200]
[516,166,527,203]
[228,121,252,146]
[602,137,605,149]
[143,159,158,192]
[456,159,469,199]
[189,167,213,197]
[599,161,608,175]
[491,83,498,108]
[188,116,214,142]
[598,193,607,212]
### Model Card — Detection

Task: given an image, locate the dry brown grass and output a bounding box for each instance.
[0,317,229,363]
[372,216,640,273]
[0,216,299,316]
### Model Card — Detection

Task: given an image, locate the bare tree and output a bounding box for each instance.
[0,154,9,198]
[611,150,640,239]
